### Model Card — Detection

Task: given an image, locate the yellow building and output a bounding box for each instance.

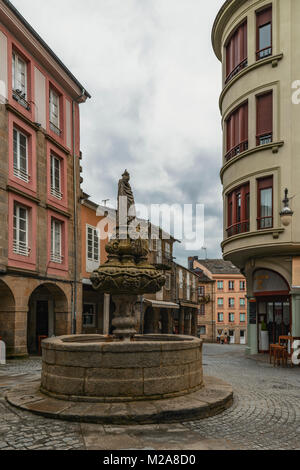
[212,0,300,354]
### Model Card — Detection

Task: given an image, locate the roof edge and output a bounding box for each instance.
[212,0,248,61]
[2,0,91,99]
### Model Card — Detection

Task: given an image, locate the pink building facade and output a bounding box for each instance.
[0,0,90,356]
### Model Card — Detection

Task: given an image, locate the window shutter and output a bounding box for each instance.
[257,6,272,28]
[257,92,273,137]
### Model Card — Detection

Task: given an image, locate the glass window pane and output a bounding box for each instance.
[259,23,271,50]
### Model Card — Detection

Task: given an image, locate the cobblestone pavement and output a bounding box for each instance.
[0,345,299,450]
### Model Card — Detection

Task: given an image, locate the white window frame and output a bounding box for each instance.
[50,153,62,199]
[12,52,27,98]
[86,225,100,272]
[13,128,29,183]
[49,88,60,134]
[186,272,190,300]
[240,313,246,323]
[229,313,235,323]
[13,203,30,256]
[179,269,183,289]
[165,273,171,291]
[51,219,63,264]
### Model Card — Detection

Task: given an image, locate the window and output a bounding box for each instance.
[13,128,29,182]
[83,304,96,328]
[256,7,272,60]
[240,281,246,291]
[200,304,205,316]
[217,281,224,290]
[257,176,273,229]
[240,313,246,323]
[49,88,61,135]
[12,52,29,109]
[257,92,273,146]
[51,219,63,263]
[165,242,171,259]
[229,313,235,323]
[225,21,247,84]
[50,154,62,199]
[86,225,99,270]
[218,313,224,322]
[165,273,171,291]
[227,183,250,237]
[179,269,183,289]
[229,281,235,291]
[199,286,205,296]
[218,298,224,307]
[13,203,30,256]
[225,102,248,161]
[198,326,206,336]
[229,298,235,308]
[186,272,190,300]
[240,298,246,308]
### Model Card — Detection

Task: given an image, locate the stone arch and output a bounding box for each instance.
[27,283,69,354]
[0,280,16,354]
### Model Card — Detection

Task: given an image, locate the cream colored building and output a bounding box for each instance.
[212,0,300,354]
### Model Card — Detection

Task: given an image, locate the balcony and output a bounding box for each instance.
[154,254,173,271]
[51,187,63,200]
[50,122,62,136]
[51,252,63,264]
[256,47,272,61]
[13,166,30,183]
[199,295,210,304]
[225,58,248,85]
[13,241,30,257]
[227,220,250,238]
[257,216,273,230]
[225,140,248,162]
[12,89,31,111]
[256,133,272,146]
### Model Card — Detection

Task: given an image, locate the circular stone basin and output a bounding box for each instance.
[41,335,203,403]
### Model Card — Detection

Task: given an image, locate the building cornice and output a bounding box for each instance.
[221,227,285,250]
[0,0,91,100]
[220,141,284,183]
[212,0,249,60]
[219,53,284,110]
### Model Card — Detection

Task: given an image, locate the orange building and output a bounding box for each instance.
[189,258,248,345]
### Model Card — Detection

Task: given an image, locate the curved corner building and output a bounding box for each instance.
[212,0,300,354]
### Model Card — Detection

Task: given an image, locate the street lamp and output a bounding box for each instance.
[280,188,294,227]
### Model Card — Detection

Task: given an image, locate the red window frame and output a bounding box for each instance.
[256,6,272,61]
[256,91,273,146]
[257,176,273,230]
[227,183,250,237]
[225,101,248,161]
[225,20,248,84]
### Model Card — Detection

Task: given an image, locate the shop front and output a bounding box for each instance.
[253,269,291,353]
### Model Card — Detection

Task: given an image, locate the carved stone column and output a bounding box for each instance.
[111,295,137,341]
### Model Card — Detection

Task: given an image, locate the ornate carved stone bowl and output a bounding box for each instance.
[90,265,166,296]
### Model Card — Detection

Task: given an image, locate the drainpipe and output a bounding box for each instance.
[71,89,86,335]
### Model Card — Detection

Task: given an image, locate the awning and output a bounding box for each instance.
[180,302,199,309]
[144,299,180,310]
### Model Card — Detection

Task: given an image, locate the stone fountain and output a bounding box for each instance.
[6,172,233,424]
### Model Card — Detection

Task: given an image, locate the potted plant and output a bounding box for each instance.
[260,320,269,352]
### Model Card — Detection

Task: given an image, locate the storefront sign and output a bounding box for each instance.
[253,269,289,294]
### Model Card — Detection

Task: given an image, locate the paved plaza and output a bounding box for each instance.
[0,344,299,451]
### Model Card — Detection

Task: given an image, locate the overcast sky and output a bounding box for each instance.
[12,0,224,266]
